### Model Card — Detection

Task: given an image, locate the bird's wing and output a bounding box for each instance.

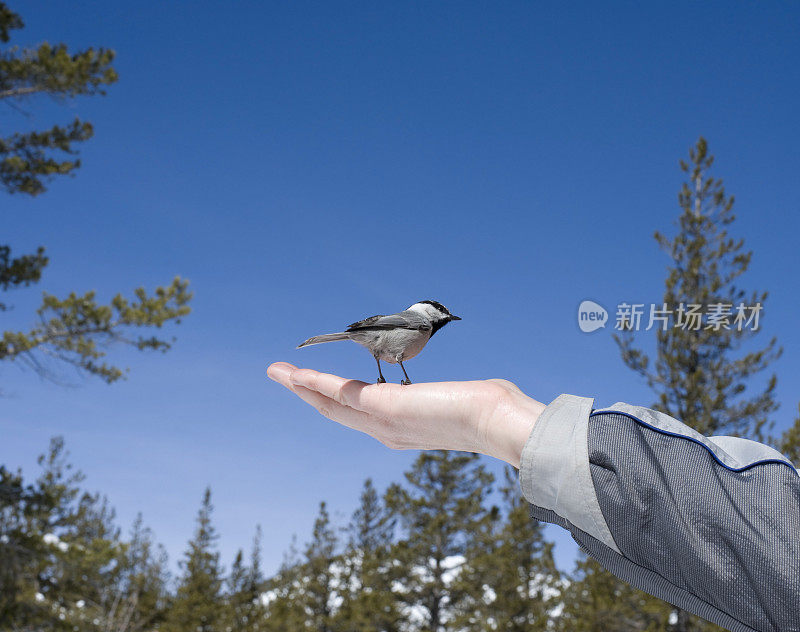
[346,311,431,332]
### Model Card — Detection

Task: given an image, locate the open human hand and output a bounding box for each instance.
[267,362,546,468]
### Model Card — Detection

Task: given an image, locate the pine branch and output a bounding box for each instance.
[0,245,49,310]
[0,277,192,384]
[0,119,94,195]
[779,404,800,466]
[0,42,118,101]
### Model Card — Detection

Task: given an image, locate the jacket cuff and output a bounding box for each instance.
[519,393,620,553]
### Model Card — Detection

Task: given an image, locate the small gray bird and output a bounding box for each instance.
[297,300,461,384]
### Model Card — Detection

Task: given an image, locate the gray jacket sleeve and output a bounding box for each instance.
[519,394,800,632]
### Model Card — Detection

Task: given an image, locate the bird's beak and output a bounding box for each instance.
[450,315,462,321]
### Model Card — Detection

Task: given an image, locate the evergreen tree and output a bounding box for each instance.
[228,550,249,626]
[59,493,121,631]
[300,501,340,632]
[335,479,402,632]
[226,526,266,632]
[0,464,26,622]
[99,514,170,632]
[557,554,672,632]
[164,488,224,632]
[259,504,341,631]
[0,2,191,385]
[453,467,560,631]
[386,451,494,632]
[616,137,780,438]
[0,441,80,628]
[0,437,124,631]
[261,537,307,631]
[613,137,777,630]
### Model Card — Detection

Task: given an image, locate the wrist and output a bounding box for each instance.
[483,387,545,468]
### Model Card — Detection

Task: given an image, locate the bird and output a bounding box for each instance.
[297,300,461,385]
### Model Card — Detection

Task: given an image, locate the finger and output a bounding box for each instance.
[290,368,387,412]
[291,368,477,421]
[290,384,377,433]
[267,362,297,388]
[275,366,396,418]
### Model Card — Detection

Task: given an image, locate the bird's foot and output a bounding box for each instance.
[376,376,386,384]
[401,379,411,386]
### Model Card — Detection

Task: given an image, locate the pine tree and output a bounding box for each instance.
[262,502,341,630]
[0,442,78,628]
[60,493,122,631]
[616,137,781,438]
[261,537,307,631]
[0,464,26,622]
[453,467,561,631]
[300,501,340,631]
[334,479,402,632]
[557,554,672,632]
[386,451,494,631]
[0,437,125,631]
[1,437,170,631]
[226,526,266,632]
[614,137,778,630]
[0,2,191,386]
[99,514,170,632]
[164,488,224,632]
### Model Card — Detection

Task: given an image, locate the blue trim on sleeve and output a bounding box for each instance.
[590,410,798,474]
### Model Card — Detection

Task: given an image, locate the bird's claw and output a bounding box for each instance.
[376,377,386,384]
[401,379,411,386]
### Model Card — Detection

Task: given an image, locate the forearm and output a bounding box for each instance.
[517,394,800,632]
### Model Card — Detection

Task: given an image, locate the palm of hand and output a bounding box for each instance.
[267,362,543,467]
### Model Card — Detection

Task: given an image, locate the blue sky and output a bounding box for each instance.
[2,1,799,574]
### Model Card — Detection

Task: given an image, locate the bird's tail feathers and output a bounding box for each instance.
[297,332,351,349]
